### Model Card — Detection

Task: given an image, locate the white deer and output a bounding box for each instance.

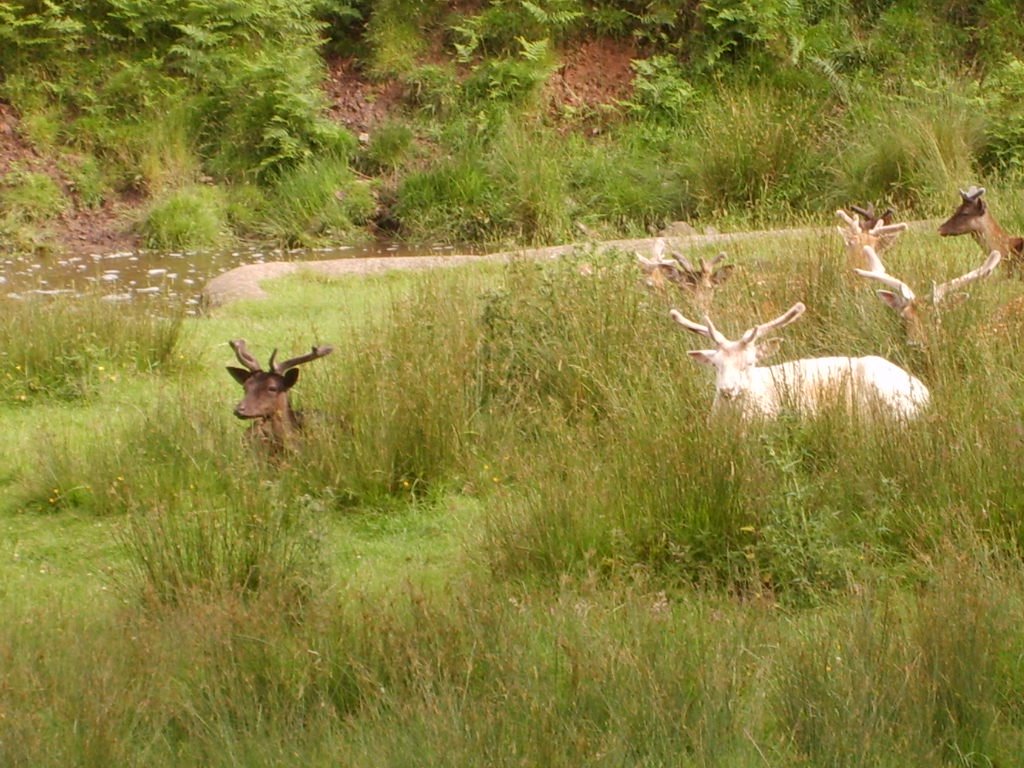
[670,302,930,420]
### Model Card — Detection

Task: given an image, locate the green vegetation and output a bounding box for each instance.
[2,1,1024,250]
[4,225,1024,762]
[5,2,1024,763]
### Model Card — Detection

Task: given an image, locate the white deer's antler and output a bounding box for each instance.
[669,309,728,344]
[745,302,806,342]
[930,250,1002,304]
[855,246,1002,313]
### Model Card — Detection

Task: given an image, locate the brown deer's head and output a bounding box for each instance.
[938,186,988,239]
[636,238,735,306]
[854,245,1002,343]
[227,339,333,442]
[836,206,907,271]
[850,203,896,232]
[938,186,1023,266]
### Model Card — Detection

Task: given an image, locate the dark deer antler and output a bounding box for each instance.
[229,338,264,372]
[272,345,334,374]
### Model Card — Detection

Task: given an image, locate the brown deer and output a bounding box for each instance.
[636,237,735,307]
[854,245,1002,342]
[836,205,908,271]
[938,186,1024,269]
[227,339,333,447]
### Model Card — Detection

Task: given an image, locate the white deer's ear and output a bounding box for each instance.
[687,349,716,365]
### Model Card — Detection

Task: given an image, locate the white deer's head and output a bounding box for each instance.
[670,303,806,402]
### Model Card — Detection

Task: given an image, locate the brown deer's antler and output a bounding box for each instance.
[229,339,264,372]
[272,345,335,374]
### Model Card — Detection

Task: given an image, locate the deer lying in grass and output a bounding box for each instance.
[854,245,1002,342]
[938,186,1023,269]
[836,205,909,270]
[670,302,930,420]
[227,339,333,447]
[636,237,735,303]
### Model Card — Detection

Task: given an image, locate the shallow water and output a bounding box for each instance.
[1,241,464,312]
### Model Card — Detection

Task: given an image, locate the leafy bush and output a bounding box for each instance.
[450,0,584,60]
[623,55,697,125]
[61,153,109,209]
[569,129,693,232]
[395,155,506,243]
[681,86,830,216]
[830,88,985,213]
[360,122,415,174]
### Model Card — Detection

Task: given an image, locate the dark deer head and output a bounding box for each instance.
[850,203,896,232]
[227,339,333,443]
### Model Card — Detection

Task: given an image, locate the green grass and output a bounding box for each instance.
[5,220,1024,764]
[138,185,228,250]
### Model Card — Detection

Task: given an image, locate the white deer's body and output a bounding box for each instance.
[720,354,930,420]
[671,302,930,421]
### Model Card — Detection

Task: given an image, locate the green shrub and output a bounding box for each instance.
[361,122,415,174]
[395,154,505,243]
[570,129,692,232]
[364,0,430,77]
[623,55,697,125]
[61,153,109,209]
[681,86,830,217]
[830,88,985,214]
[462,52,554,110]
[138,185,227,250]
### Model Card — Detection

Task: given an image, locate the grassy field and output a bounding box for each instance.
[4,217,1024,765]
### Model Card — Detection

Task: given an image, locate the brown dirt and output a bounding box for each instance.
[0,101,143,255]
[323,56,407,136]
[1,38,639,257]
[545,38,637,121]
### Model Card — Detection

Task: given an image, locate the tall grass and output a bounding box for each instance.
[830,88,986,213]
[2,555,1023,766]
[1,293,183,403]
[8,231,1024,762]
[138,184,228,250]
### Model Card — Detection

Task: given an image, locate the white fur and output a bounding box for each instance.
[672,303,930,420]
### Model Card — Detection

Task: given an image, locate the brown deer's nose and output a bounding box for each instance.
[234,402,255,419]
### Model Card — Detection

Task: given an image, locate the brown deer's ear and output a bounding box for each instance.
[227,366,253,385]
[711,264,735,285]
[282,368,300,390]
[876,290,905,311]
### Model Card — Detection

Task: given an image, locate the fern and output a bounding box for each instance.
[517,36,550,63]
